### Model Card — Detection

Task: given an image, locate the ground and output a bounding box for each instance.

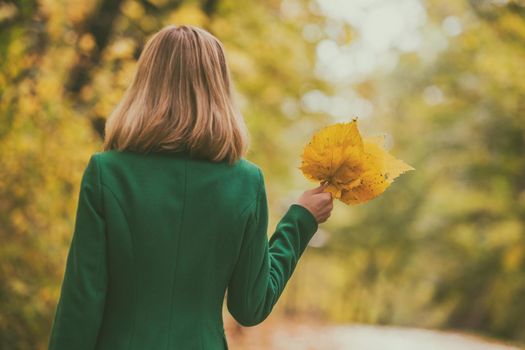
[224,315,522,350]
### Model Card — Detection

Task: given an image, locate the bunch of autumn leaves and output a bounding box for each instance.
[299,118,415,205]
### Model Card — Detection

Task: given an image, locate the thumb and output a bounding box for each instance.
[312,181,330,193]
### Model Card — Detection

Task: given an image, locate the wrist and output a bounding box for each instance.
[291,203,317,224]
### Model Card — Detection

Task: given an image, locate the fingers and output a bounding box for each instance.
[311,181,330,193]
[299,181,335,224]
[315,193,334,224]
[315,190,333,202]
[317,208,332,223]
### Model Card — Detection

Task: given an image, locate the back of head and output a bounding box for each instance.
[103,24,250,165]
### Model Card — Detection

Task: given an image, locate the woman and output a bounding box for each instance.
[48,24,333,350]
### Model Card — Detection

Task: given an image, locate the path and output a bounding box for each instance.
[224,315,522,350]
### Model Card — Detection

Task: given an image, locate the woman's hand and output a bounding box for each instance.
[294,182,333,224]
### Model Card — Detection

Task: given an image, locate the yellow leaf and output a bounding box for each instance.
[299,118,415,205]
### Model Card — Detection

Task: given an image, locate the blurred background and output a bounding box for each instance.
[1,0,524,349]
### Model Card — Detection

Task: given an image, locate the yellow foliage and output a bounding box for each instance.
[500,12,525,41]
[120,0,145,20]
[299,118,415,205]
[107,38,136,60]
[503,245,523,272]
[163,4,208,27]
[79,33,96,52]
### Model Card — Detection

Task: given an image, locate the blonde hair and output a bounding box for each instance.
[103,24,250,165]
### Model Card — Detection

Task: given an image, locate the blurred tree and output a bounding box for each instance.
[3,0,524,348]
[292,0,525,343]
[0,0,325,348]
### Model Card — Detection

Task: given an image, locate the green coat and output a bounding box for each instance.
[48,149,319,350]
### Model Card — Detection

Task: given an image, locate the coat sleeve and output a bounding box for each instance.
[226,167,319,327]
[48,154,108,350]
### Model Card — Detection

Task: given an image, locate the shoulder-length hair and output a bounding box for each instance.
[103,24,250,165]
